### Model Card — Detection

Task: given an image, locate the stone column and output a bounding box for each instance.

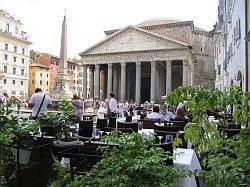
[82,65,87,98]
[187,61,191,86]
[183,60,188,87]
[190,61,195,86]
[135,62,141,103]
[113,64,118,97]
[150,61,156,102]
[166,61,172,94]
[107,63,113,95]
[89,66,94,98]
[94,64,100,98]
[120,62,126,101]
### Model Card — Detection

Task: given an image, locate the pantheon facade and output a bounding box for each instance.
[80,18,214,103]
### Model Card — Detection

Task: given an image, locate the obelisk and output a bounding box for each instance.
[50,11,72,99]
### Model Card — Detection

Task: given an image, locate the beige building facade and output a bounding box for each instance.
[80,18,214,103]
[0,9,31,98]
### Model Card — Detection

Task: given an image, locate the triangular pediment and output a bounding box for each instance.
[79,26,189,56]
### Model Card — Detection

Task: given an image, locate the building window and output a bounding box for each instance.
[22,48,25,55]
[14,46,17,52]
[22,58,25,64]
[13,68,16,74]
[15,26,18,34]
[32,80,34,84]
[47,74,48,78]
[40,80,42,85]
[40,73,42,77]
[46,81,48,86]
[20,91,24,96]
[4,66,7,73]
[6,23,9,33]
[11,91,16,95]
[12,80,15,85]
[4,54,8,60]
[21,81,23,85]
[218,65,221,76]
[5,44,8,50]
[14,57,17,62]
[3,79,6,84]
[21,69,24,76]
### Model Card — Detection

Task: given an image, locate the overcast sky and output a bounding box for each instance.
[0,0,218,59]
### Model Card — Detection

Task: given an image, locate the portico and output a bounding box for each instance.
[82,51,193,103]
[80,19,214,103]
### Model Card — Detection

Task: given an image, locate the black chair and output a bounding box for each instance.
[154,124,179,132]
[141,118,158,129]
[96,118,108,131]
[169,120,186,131]
[125,116,132,122]
[155,142,173,165]
[117,121,139,133]
[78,120,93,137]
[108,117,117,128]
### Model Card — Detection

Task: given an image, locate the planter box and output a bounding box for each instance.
[11,148,31,165]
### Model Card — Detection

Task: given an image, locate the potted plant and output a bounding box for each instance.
[51,132,191,187]
[38,100,80,146]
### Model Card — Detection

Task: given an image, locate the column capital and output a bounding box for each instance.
[136,62,141,66]
[121,62,126,67]
[151,61,156,66]
[166,61,172,67]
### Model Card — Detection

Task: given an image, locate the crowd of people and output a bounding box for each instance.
[1,89,190,123]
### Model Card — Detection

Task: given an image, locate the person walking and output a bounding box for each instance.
[28,88,52,119]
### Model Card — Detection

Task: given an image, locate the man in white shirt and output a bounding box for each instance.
[108,93,117,116]
[28,88,52,118]
[147,105,163,120]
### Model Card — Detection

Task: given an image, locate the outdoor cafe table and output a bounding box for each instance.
[138,129,201,187]
[174,148,201,187]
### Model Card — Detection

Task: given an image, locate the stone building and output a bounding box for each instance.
[29,50,84,97]
[247,0,250,91]
[215,0,247,91]
[0,9,31,98]
[80,18,214,103]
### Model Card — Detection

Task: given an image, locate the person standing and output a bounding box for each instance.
[28,88,52,119]
[0,93,9,104]
[71,94,84,122]
[108,92,118,117]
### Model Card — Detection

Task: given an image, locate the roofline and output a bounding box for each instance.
[29,64,50,68]
[79,25,189,56]
[0,30,32,44]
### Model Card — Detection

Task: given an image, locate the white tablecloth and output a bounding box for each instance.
[174,148,201,187]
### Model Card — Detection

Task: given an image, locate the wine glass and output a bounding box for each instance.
[106,132,111,136]
[157,136,163,144]
[99,131,104,137]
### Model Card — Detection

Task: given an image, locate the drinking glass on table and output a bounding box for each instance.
[99,131,104,137]
[106,132,111,136]
[157,136,163,144]
[166,134,173,143]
